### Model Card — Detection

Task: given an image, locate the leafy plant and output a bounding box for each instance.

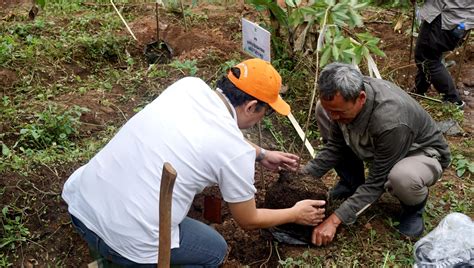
[1,206,30,251]
[0,36,16,66]
[76,34,128,62]
[262,117,286,152]
[279,250,325,267]
[18,105,88,150]
[169,59,199,76]
[35,0,46,8]
[147,67,169,78]
[451,154,474,177]
[247,0,384,67]
[0,253,12,267]
[220,59,240,74]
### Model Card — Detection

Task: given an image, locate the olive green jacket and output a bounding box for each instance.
[304,77,451,224]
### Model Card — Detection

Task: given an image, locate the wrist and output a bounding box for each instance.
[256,148,266,162]
[329,213,342,225]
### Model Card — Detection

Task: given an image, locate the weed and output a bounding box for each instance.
[0,253,12,267]
[441,103,464,123]
[184,9,209,24]
[262,118,286,152]
[147,66,169,78]
[0,36,16,66]
[220,59,240,74]
[75,34,128,63]
[442,191,470,214]
[0,206,30,251]
[451,153,474,177]
[169,59,199,76]
[17,105,88,150]
[278,250,325,268]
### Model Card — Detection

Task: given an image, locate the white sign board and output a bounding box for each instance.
[241,18,271,62]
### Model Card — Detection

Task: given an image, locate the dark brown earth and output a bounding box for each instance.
[1,1,472,267]
[263,171,328,244]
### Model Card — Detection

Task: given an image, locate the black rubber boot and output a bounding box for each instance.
[398,197,427,237]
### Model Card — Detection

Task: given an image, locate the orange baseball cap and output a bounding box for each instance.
[227,58,291,116]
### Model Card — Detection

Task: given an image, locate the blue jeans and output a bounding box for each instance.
[70,215,227,267]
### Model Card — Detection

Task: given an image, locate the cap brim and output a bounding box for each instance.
[268,95,291,116]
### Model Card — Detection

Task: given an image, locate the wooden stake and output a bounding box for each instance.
[158,163,177,268]
[110,0,138,41]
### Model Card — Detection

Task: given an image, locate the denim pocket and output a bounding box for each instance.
[99,240,136,265]
[70,215,87,238]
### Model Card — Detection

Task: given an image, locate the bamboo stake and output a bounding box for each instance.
[298,6,331,163]
[155,0,160,41]
[110,0,137,41]
[257,122,265,189]
[408,92,443,103]
[408,4,416,65]
[179,0,188,32]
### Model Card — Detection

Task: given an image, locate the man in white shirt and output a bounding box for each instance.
[62,58,326,266]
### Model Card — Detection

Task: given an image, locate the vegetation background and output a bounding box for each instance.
[1,0,472,266]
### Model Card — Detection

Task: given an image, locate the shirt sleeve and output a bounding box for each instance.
[335,125,415,224]
[218,151,257,203]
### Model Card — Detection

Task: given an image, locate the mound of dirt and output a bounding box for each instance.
[264,171,328,244]
[128,15,239,62]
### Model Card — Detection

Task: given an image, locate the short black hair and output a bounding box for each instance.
[217,67,266,111]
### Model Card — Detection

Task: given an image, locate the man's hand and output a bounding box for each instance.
[291,199,326,226]
[312,213,341,246]
[260,150,299,171]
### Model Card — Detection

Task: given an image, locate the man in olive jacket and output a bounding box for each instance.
[304,63,451,246]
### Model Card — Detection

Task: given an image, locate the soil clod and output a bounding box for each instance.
[264,171,328,244]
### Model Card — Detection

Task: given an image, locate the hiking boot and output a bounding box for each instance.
[455,100,466,110]
[443,100,465,110]
[444,60,456,68]
[329,181,356,200]
[398,198,427,238]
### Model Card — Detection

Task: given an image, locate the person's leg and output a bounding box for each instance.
[170,217,227,267]
[331,146,365,199]
[385,153,443,237]
[414,20,433,95]
[316,101,365,200]
[415,15,463,103]
[70,215,155,267]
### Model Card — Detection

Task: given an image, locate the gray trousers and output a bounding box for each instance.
[316,101,442,206]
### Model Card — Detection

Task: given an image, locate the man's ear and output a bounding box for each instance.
[243,100,259,114]
[358,91,367,104]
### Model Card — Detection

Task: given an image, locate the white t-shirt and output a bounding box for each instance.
[62,77,257,264]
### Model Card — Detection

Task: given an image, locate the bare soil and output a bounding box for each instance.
[1,2,472,267]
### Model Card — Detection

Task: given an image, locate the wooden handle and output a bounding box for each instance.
[158,163,177,268]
